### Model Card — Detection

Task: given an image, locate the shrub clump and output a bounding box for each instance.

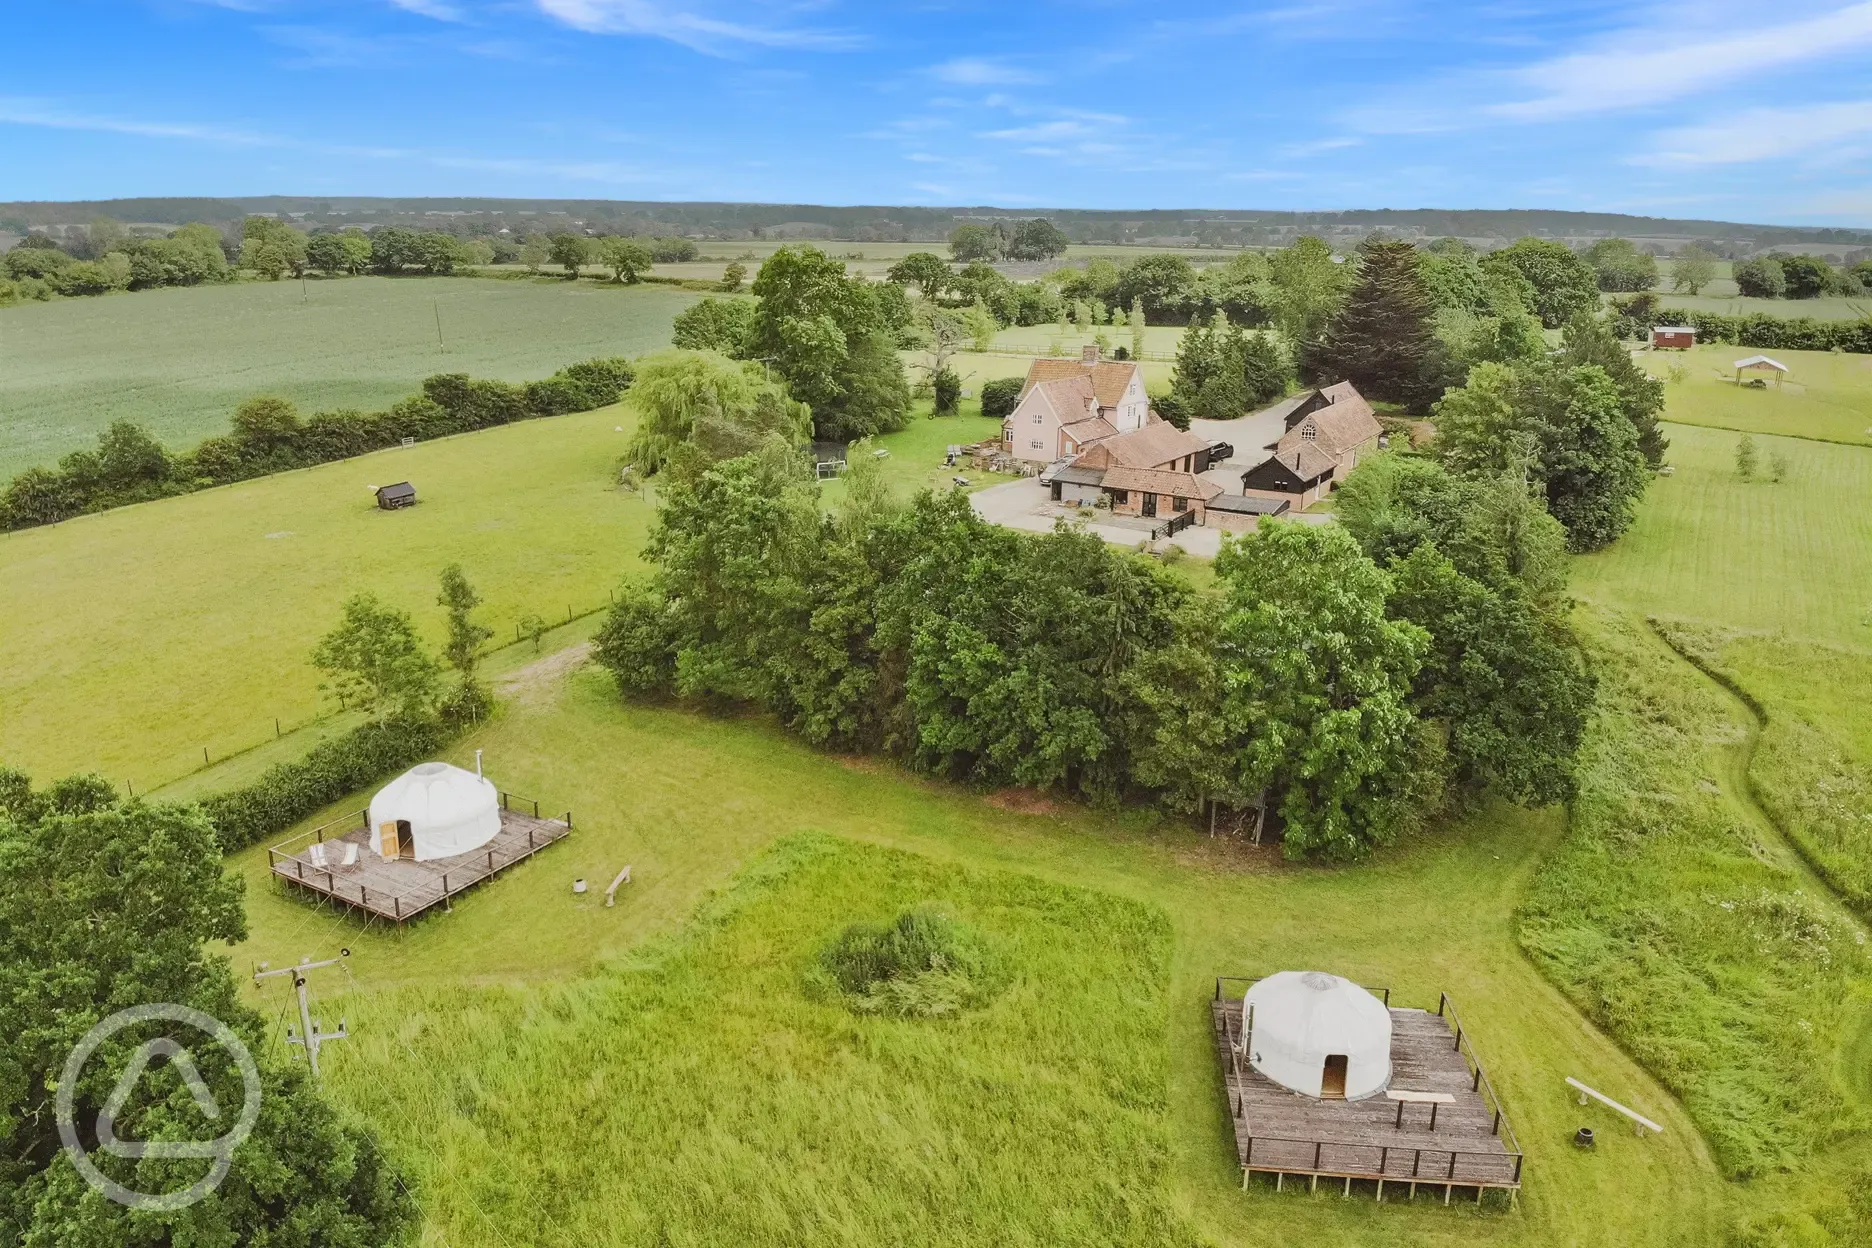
[812,906,1001,1018]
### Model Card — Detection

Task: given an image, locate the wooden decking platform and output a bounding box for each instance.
[267,795,570,923]
[1212,979,1523,1199]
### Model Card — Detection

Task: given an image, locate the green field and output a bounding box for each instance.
[1636,344,1872,445]
[0,395,1016,795]
[230,664,1726,1247]
[0,404,655,790]
[20,319,1872,1240]
[0,276,696,475]
[1573,422,1872,647]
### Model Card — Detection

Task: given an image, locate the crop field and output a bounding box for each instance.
[1571,422,1872,647]
[1637,344,1872,446]
[231,662,1726,1248]
[634,240,1248,285]
[0,403,656,790]
[0,275,696,475]
[1654,292,1872,322]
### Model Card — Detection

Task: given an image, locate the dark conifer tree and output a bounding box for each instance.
[1310,239,1451,413]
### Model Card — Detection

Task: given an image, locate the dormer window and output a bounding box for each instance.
[1301,423,1317,441]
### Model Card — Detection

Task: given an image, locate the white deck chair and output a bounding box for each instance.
[308,841,329,869]
[339,842,360,867]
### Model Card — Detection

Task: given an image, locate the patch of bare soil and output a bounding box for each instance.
[496,641,593,701]
[985,788,1066,817]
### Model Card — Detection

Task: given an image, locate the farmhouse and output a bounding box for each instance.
[1003,345,1153,465]
[1238,382,1383,510]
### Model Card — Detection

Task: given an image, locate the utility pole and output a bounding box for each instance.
[434,301,445,352]
[254,950,352,1078]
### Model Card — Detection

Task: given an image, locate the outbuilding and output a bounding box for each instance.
[368,761,501,862]
[1651,325,1696,350]
[376,481,417,510]
[1735,354,1790,387]
[1242,970,1393,1101]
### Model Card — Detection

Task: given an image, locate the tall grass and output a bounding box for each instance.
[1517,608,1872,1186]
[1653,621,1872,919]
[319,833,1198,1246]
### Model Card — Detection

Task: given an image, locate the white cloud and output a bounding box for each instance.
[1637,100,1872,166]
[1278,136,1363,157]
[532,0,858,53]
[1488,2,1872,122]
[0,99,275,145]
[387,0,465,19]
[979,119,1099,142]
[929,57,1043,86]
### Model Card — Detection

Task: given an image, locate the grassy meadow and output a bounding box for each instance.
[1656,622,1872,920]
[1637,344,1872,446]
[0,403,655,790]
[0,275,696,474]
[1572,422,1872,648]
[231,662,1727,1248]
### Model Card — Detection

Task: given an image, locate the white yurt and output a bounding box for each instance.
[367,762,500,862]
[1242,970,1392,1101]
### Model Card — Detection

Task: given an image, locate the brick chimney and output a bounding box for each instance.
[1081,344,1099,366]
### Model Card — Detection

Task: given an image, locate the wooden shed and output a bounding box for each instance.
[376,481,417,510]
[1651,325,1696,350]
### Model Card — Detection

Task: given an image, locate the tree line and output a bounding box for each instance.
[592,434,1595,861]
[1610,293,1872,354]
[0,358,633,530]
[0,214,712,304]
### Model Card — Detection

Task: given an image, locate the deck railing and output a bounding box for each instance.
[1213,974,1523,1188]
[1239,1132,1522,1186]
[1435,991,1523,1163]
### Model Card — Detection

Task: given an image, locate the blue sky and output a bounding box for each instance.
[4,1,1872,225]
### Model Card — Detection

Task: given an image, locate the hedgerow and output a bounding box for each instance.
[0,356,633,531]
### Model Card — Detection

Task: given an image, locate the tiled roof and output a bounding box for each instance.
[1088,421,1212,470]
[1020,358,1141,410]
[1059,415,1117,446]
[1276,382,1382,459]
[1207,494,1291,515]
[1102,466,1225,499]
[1255,443,1339,484]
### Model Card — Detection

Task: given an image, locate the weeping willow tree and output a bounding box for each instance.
[624,349,811,477]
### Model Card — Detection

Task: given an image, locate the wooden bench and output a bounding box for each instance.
[1567,1077,1663,1136]
[1387,1088,1455,1131]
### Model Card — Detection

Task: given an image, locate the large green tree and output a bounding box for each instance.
[1308,239,1451,412]
[1670,244,1718,295]
[1481,237,1599,327]
[670,297,756,356]
[1583,238,1659,293]
[1266,236,1351,349]
[0,773,413,1245]
[624,349,810,477]
[311,593,441,720]
[1436,362,1649,552]
[1386,544,1593,805]
[1213,522,1428,859]
[1559,312,1668,467]
[1005,217,1069,261]
[885,252,949,299]
[748,245,911,441]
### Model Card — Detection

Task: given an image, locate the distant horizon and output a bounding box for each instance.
[6,3,1872,227]
[4,197,1868,240]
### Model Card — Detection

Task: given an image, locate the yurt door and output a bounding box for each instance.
[379,821,401,858]
[395,819,415,860]
[1321,1055,1348,1100]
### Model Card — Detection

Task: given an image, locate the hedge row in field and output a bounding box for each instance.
[197,714,450,853]
[0,356,634,532]
[1613,298,1872,353]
